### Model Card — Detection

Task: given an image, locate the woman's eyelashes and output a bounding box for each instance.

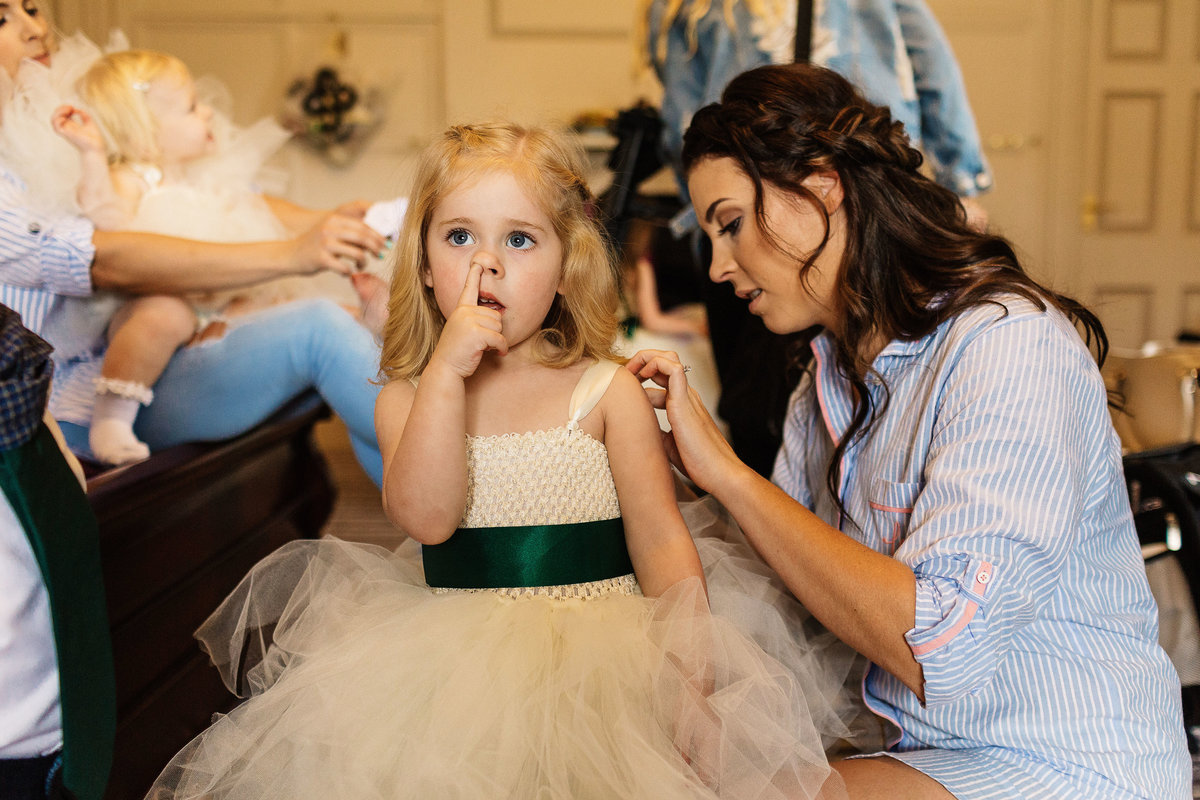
[444,228,537,250]
[716,216,742,238]
[0,2,40,25]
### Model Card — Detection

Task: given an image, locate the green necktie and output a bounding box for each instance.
[0,422,116,800]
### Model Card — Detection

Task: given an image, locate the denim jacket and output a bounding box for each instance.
[647,0,992,232]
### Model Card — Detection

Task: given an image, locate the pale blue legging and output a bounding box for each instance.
[60,298,384,486]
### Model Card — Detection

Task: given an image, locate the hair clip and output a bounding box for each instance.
[131,80,150,92]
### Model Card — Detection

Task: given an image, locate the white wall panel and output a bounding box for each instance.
[123,0,438,22]
[1183,287,1200,336]
[130,24,290,126]
[1096,285,1155,349]
[1098,92,1161,231]
[1107,0,1167,58]
[490,0,638,35]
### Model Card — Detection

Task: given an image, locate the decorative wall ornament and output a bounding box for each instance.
[279,28,384,167]
[280,64,383,166]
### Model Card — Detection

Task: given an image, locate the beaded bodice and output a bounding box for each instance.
[461,428,621,528]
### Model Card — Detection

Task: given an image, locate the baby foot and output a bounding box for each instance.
[90,418,151,465]
[350,272,389,337]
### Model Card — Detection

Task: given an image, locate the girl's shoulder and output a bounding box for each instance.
[562,358,641,437]
[588,359,653,422]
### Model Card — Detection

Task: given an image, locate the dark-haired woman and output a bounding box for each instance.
[630,63,1189,799]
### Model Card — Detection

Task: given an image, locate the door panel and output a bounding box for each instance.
[1069,0,1200,349]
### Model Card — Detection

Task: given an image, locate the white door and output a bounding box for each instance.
[929,0,1056,274]
[1050,0,1200,350]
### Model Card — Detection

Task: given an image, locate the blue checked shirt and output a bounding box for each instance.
[0,304,54,451]
[773,298,1189,798]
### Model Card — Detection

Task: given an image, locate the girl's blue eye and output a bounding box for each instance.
[507,232,534,250]
[447,229,474,246]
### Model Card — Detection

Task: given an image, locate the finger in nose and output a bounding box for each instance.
[472,251,504,277]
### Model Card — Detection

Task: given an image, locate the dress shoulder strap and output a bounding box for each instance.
[566,360,621,430]
[126,162,164,190]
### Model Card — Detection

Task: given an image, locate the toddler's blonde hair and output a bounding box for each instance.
[77,49,191,164]
[379,122,622,383]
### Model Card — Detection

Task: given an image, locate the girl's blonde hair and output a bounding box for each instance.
[379,122,622,383]
[77,49,190,164]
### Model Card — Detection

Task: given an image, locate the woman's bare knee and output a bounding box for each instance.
[829,756,955,800]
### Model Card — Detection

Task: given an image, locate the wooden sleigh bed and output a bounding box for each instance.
[86,391,335,799]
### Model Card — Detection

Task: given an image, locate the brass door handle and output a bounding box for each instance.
[1081,194,1106,231]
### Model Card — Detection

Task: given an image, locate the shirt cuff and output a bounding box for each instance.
[37,214,95,297]
[905,555,998,706]
[943,166,993,197]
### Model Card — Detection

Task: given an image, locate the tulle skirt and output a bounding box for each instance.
[146,497,857,799]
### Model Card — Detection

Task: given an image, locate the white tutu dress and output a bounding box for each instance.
[145,361,857,799]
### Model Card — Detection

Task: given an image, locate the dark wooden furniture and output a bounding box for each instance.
[87,392,335,799]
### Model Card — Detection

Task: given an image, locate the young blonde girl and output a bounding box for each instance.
[144,121,853,800]
[50,49,389,465]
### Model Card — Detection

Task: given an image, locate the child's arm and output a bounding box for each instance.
[51,105,137,230]
[601,368,705,598]
[261,195,370,236]
[376,263,507,544]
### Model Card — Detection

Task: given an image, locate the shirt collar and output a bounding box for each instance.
[808,325,939,444]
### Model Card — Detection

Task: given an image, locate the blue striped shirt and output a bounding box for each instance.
[773,298,1190,799]
[0,165,106,427]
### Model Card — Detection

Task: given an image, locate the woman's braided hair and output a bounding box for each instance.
[682,63,1107,516]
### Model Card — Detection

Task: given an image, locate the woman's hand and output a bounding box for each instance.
[290,211,387,274]
[625,349,742,494]
[333,199,372,219]
[429,262,507,379]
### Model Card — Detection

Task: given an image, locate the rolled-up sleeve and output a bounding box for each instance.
[895,308,1100,706]
[905,554,1011,704]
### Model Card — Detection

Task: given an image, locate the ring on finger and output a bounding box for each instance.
[681,364,692,374]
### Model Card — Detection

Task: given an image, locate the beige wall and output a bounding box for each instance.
[48,0,1033,230]
[439,0,655,126]
[43,0,1200,346]
[48,0,657,205]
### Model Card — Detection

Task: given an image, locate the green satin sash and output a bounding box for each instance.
[422,518,633,589]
